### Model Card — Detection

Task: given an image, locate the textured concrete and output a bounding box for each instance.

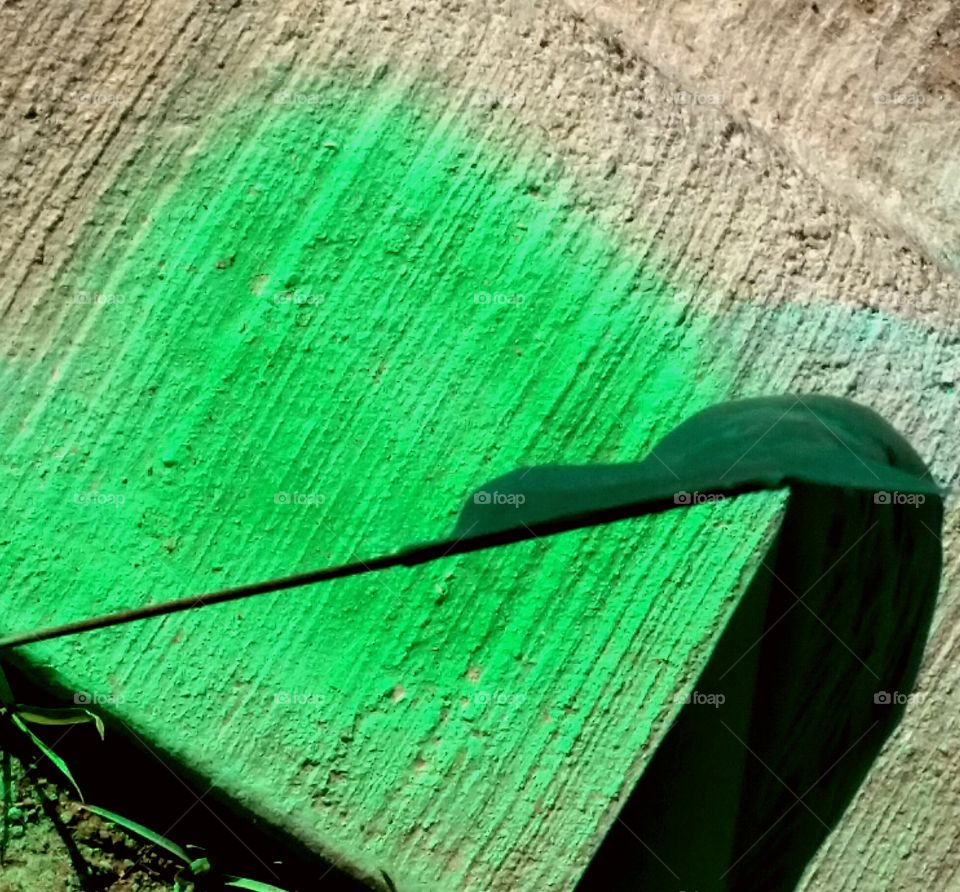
[568,0,960,278]
[1,0,958,889]
[0,43,792,891]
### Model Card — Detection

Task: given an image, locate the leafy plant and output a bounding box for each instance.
[225,880,293,892]
[0,661,103,863]
[0,664,291,889]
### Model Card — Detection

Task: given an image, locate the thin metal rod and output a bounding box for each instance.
[0,552,403,650]
[0,494,687,651]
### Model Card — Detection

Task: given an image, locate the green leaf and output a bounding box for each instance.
[188,856,211,875]
[15,705,105,740]
[10,713,83,800]
[0,665,15,708]
[225,879,292,891]
[81,804,191,866]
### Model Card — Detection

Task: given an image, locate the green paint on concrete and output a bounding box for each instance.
[0,73,787,889]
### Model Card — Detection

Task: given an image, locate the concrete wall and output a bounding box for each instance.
[1,0,957,888]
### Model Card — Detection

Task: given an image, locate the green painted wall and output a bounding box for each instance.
[0,75,788,888]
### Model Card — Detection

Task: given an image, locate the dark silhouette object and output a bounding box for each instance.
[0,396,943,892]
[575,477,941,891]
[455,396,943,892]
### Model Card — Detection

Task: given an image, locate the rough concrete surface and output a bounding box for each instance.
[0,0,958,890]
[569,0,960,279]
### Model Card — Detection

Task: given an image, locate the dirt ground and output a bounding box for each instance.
[1,770,179,892]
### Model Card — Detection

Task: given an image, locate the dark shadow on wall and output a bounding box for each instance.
[575,483,943,892]
[1,395,944,892]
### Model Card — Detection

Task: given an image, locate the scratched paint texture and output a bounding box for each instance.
[1,1,957,889]
[0,77,787,889]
